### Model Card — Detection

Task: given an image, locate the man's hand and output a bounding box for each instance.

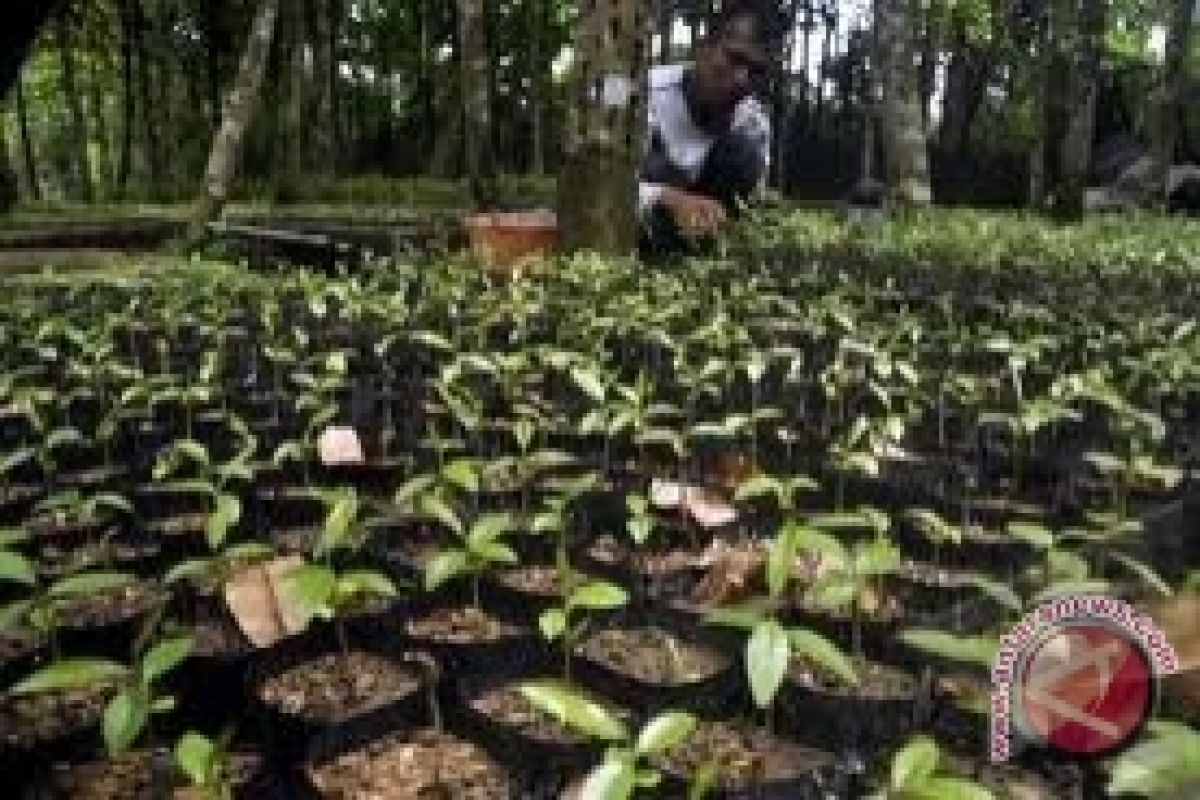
[659,187,728,236]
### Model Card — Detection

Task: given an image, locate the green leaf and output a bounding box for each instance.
[205,493,241,550]
[891,736,939,790]
[48,571,134,598]
[635,711,696,756]
[898,629,998,670]
[93,493,135,519]
[419,493,463,536]
[472,540,518,565]
[424,550,470,591]
[0,447,35,475]
[746,619,790,710]
[0,528,30,548]
[1106,721,1200,797]
[688,758,721,800]
[467,513,514,548]
[140,636,194,684]
[704,603,766,631]
[271,441,307,467]
[906,509,962,546]
[733,473,782,505]
[570,368,607,402]
[1007,521,1054,550]
[45,427,85,452]
[103,688,149,755]
[442,459,480,493]
[336,570,399,600]
[569,581,629,611]
[518,680,628,742]
[788,628,857,686]
[914,776,996,800]
[539,608,567,641]
[0,550,37,586]
[1110,553,1172,597]
[175,732,217,788]
[281,564,336,626]
[578,757,636,800]
[164,558,215,585]
[11,658,128,693]
[968,575,1022,613]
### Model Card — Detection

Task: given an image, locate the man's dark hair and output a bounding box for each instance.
[709,0,789,50]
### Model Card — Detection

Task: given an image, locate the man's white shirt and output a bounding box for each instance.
[638,64,772,219]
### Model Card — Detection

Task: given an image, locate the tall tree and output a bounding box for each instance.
[528,0,549,174]
[874,0,932,206]
[557,0,648,254]
[117,0,136,194]
[1057,0,1105,219]
[0,112,18,212]
[457,0,496,208]
[14,73,40,201]
[55,2,94,202]
[190,0,281,238]
[1150,0,1195,208]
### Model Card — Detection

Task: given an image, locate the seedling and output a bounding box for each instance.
[0,568,136,658]
[867,735,995,799]
[539,578,628,683]
[10,634,193,756]
[707,522,858,729]
[175,729,237,800]
[423,511,518,610]
[519,680,706,799]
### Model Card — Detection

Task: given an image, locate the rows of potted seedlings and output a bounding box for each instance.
[1,214,1199,798]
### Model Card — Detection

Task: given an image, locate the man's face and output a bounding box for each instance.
[693,15,773,125]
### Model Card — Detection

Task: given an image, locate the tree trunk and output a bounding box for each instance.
[528,0,548,174]
[190,0,282,238]
[328,0,343,170]
[1150,0,1194,208]
[134,0,163,196]
[457,0,496,208]
[557,0,648,254]
[117,0,135,195]
[939,17,989,160]
[88,23,114,199]
[204,0,223,130]
[0,113,18,213]
[1057,0,1104,220]
[15,73,40,202]
[278,0,311,199]
[307,0,335,174]
[771,1,799,191]
[416,0,435,164]
[56,5,95,203]
[874,0,931,207]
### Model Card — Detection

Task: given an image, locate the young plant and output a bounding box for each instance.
[706,522,858,728]
[867,735,995,799]
[154,432,256,552]
[539,578,628,683]
[422,511,518,610]
[0,568,136,658]
[519,680,705,799]
[10,634,193,756]
[1106,719,1200,798]
[175,729,237,800]
[0,528,36,588]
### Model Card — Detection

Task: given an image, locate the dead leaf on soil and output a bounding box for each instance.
[224,556,308,649]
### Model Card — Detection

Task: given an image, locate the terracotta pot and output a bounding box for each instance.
[463,211,557,274]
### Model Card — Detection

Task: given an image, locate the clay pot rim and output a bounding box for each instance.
[464,211,558,231]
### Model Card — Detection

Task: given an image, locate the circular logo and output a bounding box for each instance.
[1016,622,1154,756]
